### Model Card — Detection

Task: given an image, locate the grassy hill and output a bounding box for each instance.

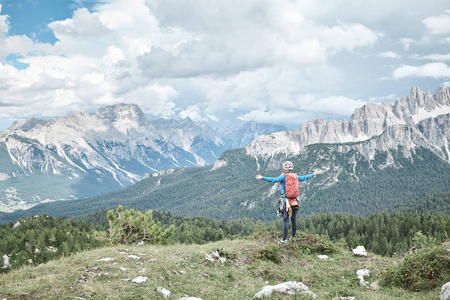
[1,232,448,300]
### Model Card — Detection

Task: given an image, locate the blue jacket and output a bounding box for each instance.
[262,173,315,194]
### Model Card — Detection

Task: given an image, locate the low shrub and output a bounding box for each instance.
[382,245,450,292]
[292,232,336,254]
[256,244,282,264]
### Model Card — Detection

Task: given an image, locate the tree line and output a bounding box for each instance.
[73,207,450,257]
[0,215,102,273]
[295,212,449,257]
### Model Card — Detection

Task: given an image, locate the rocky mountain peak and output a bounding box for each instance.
[7,117,52,132]
[176,117,198,130]
[434,86,450,106]
[96,103,147,131]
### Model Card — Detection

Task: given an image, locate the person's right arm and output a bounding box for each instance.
[260,174,285,183]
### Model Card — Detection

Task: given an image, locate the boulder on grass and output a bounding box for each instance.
[253,281,317,299]
[441,282,450,300]
[352,246,367,257]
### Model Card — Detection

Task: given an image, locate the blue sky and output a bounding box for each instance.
[0,0,449,130]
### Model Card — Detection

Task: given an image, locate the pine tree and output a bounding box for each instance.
[95,206,174,246]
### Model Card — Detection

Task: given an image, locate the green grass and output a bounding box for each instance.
[0,233,444,300]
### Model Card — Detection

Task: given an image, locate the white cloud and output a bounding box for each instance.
[138,1,380,79]
[0,4,9,37]
[419,53,450,61]
[379,51,400,58]
[393,63,450,79]
[179,105,208,123]
[423,10,450,35]
[102,45,125,66]
[237,108,313,127]
[0,0,449,130]
[400,38,415,51]
[237,93,365,126]
[369,94,397,102]
[123,83,179,119]
[320,21,380,53]
[48,8,114,57]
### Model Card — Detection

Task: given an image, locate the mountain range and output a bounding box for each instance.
[0,106,286,211]
[246,86,450,160]
[1,86,448,223]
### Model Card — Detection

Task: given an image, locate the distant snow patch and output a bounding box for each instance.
[0,173,10,181]
[411,106,450,124]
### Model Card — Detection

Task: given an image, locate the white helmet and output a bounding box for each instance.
[282,161,294,171]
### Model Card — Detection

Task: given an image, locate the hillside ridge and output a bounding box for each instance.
[1,233,448,299]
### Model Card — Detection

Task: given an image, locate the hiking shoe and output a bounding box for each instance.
[281,240,288,245]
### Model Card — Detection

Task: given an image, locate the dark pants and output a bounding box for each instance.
[283,209,297,241]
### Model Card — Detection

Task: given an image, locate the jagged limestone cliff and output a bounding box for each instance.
[246,86,450,163]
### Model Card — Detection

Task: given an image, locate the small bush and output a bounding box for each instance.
[217,248,237,260]
[292,232,336,254]
[256,244,282,264]
[382,245,450,292]
[412,230,438,249]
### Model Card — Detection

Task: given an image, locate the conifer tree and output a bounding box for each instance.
[95,206,174,246]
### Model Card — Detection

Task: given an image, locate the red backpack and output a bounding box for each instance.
[284,173,299,199]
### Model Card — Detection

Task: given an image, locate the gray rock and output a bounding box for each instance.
[203,251,226,263]
[3,255,9,268]
[356,269,370,287]
[356,269,370,277]
[352,246,367,257]
[96,257,113,262]
[253,281,317,299]
[370,281,380,290]
[132,276,148,284]
[441,282,450,300]
[157,286,172,298]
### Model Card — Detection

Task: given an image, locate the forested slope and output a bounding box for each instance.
[390,192,450,215]
[1,144,449,223]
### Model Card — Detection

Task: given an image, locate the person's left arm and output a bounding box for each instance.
[298,169,323,181]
